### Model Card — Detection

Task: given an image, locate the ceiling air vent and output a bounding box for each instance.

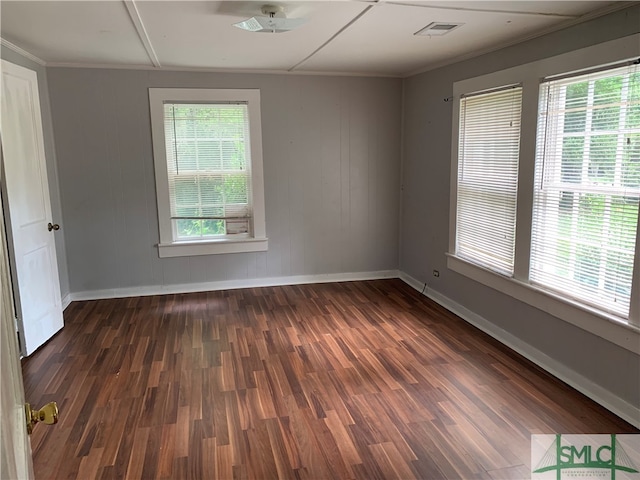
[414,22,464,37]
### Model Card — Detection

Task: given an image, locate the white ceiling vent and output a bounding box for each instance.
[414,22,464,37]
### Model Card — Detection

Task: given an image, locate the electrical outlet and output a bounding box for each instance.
[433,270,440,277]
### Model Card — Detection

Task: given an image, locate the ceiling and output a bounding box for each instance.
[0,1,631,77]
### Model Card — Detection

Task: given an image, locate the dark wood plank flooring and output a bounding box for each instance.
[22,279,637,479]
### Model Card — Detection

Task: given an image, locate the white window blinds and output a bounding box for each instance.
[164,103,252,239]
[531,63,640,318]
[456,86,523,275]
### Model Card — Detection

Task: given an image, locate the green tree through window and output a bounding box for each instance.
[531,64,640,318]
[164,103,251,239]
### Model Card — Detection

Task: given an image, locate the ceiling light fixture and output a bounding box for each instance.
[414,22,464,36]
[233,5,307,33]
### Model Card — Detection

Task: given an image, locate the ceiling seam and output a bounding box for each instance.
[123,0,161,68]
[402,2,639,78]
[288,4,376,72]
[384,2,580,18]
[2,1,629,79]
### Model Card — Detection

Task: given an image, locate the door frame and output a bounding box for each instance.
[0,141,35,479]
[0,58,64,357]
[0,139,22,350]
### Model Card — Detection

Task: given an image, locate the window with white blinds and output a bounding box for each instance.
[531,63,640,317]
[149,88,267,257]
[456,86,523,275]
[164,103,251,239]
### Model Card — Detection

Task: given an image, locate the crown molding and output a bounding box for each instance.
[44,61,401,78]
[2,2,634,80]
[404,2,638,78]
[0,38,46,66]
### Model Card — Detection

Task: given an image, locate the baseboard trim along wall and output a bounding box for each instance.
[399,271,640,430]
[61,293,72,311]
[68,270,400,302]
[64,268,638,428]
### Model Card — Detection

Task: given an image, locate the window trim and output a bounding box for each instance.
[446,254,640,353]
[149,88,267,257]
[448,34,640,353]
[530,66,640,318]
[455,84,523,276]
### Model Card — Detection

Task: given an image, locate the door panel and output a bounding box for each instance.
[3,77,46,223]
[1,60,63,355]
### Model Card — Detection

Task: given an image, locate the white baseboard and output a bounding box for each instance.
[61,293,72,311]
[69,270,400,302]
[65,268,638,427]
[399,271,640,429]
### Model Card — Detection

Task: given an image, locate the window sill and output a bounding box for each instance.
[446,253,640,354]
[158,237,268,258]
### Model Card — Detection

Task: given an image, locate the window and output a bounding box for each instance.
[456,86,523,275]
[449,34,640,348]
[531,64,640,318]
[149,89,267,257]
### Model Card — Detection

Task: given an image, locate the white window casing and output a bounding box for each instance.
[149,88,267,257]
[456,85,523,276]
[531,64,640,319]
[448,34,640,354]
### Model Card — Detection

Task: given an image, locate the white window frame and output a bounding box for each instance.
[531,66,640,319]
[455,85,523,276]
[448,34,640,354]
[149,88,267,258]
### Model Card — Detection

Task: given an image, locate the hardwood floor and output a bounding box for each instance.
[23,279,637,479]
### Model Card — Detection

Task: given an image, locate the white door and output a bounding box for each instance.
[0,160,34,479]
[0,60,63,356]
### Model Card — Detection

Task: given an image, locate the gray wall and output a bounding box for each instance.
[1,46,70,301]
[47,69,401,293]
[401,7,640,410]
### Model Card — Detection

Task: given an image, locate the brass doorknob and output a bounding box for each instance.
[25,402,58,434]
[47,222,60,232]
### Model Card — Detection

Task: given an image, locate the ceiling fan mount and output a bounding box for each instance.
[261,5,285,17]
[234,4,307,33]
